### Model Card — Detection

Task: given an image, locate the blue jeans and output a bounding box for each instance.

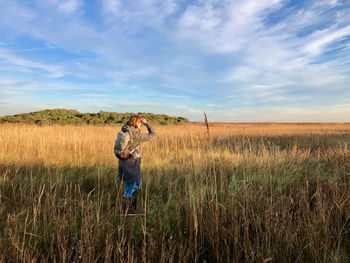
[123,179,141,198]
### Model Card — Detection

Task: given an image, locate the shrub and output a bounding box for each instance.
[0,109,190,126]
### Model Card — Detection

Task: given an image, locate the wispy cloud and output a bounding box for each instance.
[58,0,82,14]
[118,102,163,107]
[79,93,108,97]
[207,104,223,108]
[174,105,202,113]
[0,48,65,77]
[303,25,350,56]
[102,0,120,15]
[102,0,178,25]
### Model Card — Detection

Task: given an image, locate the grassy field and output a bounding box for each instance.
[0,123,350,262]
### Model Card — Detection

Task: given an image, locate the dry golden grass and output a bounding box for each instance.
[1,122,349,166]
[0,123,350,262]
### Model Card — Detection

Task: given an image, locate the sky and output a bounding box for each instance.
[0,0,350,122]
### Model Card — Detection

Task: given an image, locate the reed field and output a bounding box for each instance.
[0,122,350,262]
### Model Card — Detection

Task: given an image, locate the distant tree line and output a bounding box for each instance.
[0,109,190,125]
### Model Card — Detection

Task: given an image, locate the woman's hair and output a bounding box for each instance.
[127,115,142,128]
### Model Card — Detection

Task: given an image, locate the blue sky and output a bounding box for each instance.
[0,0,349,122]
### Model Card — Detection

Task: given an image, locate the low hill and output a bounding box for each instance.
[0,109,189,125]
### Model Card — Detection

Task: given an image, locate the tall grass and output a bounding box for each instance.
[0,123,349,262]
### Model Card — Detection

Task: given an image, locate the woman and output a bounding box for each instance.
[115,115,156,214]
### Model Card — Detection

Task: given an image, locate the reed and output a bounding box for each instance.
[0,123,349,262]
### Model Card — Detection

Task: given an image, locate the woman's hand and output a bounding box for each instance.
[140,117,148,124]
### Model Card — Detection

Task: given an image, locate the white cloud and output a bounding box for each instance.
[334,103,350,108]
[213,105,350,123]
[315,0,341,8]
[118,102,163,107]
[179,3,222,30]
[0,79,39,91]
[175,105,202,114]
[303,25,350,56]
[0,48,65,77]
[178,0,285,53]
[102,0,121,15]
[102,0,178,25]
[166,105,204,121]
[58,0,82,14]
[198,1,350,107]
[79,93,108,97]
[207,104,222,108]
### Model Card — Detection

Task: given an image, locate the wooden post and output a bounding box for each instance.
[204,112,210,138]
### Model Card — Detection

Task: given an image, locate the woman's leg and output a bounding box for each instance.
[131,180,141,211]
[123,180,141,213]
[122,182,134,213]
[123,182,135,199]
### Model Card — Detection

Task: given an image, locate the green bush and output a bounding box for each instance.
[0,109,190,126]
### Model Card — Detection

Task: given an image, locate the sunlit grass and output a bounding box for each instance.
[0,123,349,262]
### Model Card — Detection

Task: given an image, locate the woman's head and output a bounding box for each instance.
[127,115,142,128]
